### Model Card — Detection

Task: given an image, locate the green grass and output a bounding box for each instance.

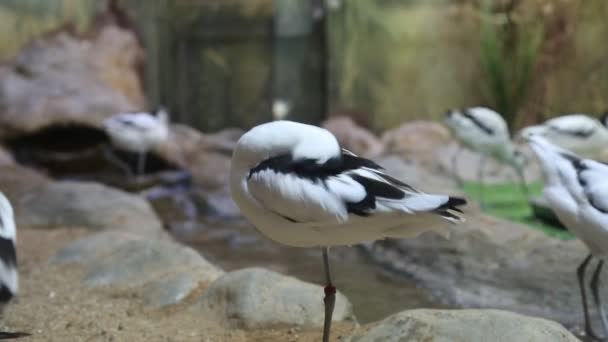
[461,181,574,240]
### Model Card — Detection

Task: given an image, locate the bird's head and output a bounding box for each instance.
[232,121,340,169]
[443,109,463,131]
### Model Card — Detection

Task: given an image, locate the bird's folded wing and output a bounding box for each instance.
[247,153,465,224]
[579,160,608,213]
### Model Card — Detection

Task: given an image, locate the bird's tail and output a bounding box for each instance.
[434,196,467,223]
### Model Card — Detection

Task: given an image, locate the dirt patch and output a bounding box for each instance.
[3,228,357,341]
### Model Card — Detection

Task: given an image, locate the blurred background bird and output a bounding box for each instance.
[104,107,170,176]
[444,107,528,206]
[518,113,608,160]
[525,134,608,340]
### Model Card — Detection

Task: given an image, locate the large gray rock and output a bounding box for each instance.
[18,181,165,237]
[82,239,221,288]
[381,120,452,167]
[141,268,218,308]
[158,125,240,216]
[363,211,589,326]
[348,309,579,342]
[197,267,356,329]
[53,231,144,264]
[55,231,224,308]
[322,116,384,158]
[359,154,594,327]
[0,24,144,139]
[436,142,541,184]
[0,163,49,203]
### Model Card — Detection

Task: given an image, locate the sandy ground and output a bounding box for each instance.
[1,228,357,342]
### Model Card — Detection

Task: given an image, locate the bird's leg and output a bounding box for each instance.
[101,145,134,178]
[515,167,530,200]
[137,152,147,176]
[590,259,608,338]
[322,247,336,342]
[450,145,464,187]
[477,154,487,209]
[578,254,602,340]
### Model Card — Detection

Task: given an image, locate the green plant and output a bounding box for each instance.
[461,180,572,240]
[330,0,395,118]
[479,0,544,128]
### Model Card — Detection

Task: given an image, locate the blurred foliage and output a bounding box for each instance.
[0,0,98,59]
[479,0,543,129]
[462,180,573,240]
[329,0,396,128]
[1,0,608,131]
[330,1,486,131]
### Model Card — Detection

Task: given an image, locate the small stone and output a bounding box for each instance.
[346,309,579,342]
[196,267,356,329]
[19,181,166,237]
[53,231,143,264]
[82,238,221,289]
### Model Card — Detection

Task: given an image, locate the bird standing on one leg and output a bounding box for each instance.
[525,135,608,340]
[0,192,29,339]
[230,120,467,342]
[103,107,170,177]
[444,107,529,207]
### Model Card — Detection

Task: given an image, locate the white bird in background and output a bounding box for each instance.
[518,113,608,160]
[0,192,28,339]
[525,135,608,340]
[230,120,467,342]
[444,107,528,205]
[104,107,170,175]
[272,99,291,121]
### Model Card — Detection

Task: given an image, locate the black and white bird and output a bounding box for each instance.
[444,107,528,204]
[518,113,608,160]
[230,120,467,342]
[0,192,27,339]
[525,135,608,340]
[104,107,170,175]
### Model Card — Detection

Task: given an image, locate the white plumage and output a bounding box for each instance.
[104,107,169,175]
[525,135,608,339]
[231,120,466,248]
[444,107,528,202]
[0,192,17,312]
[230,120,466,342]
[518,113,608,159]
